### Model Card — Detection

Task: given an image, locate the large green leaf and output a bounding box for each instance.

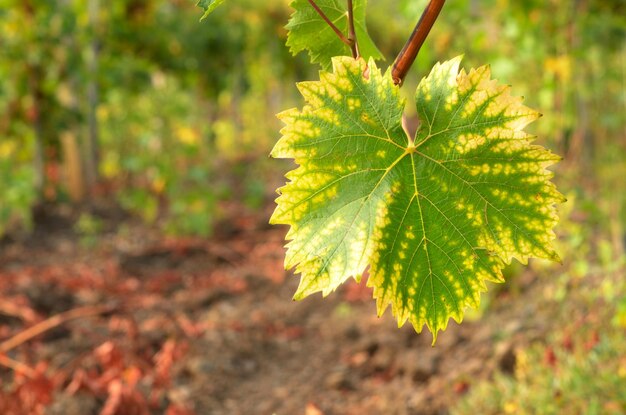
[271,56,564,341]
[196,0,227,19]
[286,0,383,69]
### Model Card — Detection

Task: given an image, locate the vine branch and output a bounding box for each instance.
[391,0,446,85]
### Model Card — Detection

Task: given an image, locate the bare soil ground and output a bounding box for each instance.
[0,203,556,415]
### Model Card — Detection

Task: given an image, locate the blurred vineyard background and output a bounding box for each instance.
[0,0,625,413]
[1,0,625,238]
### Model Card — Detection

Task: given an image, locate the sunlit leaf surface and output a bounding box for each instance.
[271,56,564,341]
[286,0,383,69]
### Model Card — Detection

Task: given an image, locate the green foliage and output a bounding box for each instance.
[452,330,626,414]
[0,30,38,235]
[0,0,296,237]
[285,0,383,69]
[270,56,563,338]
[75,212,105,247]
[99,75,216,236]
[0,140,37,235]
[451,179,626,413]
[197,0,227,19]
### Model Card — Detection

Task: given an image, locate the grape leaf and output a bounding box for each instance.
[271,56,564,341]
[196,0,226,19]
[286,0,383,69]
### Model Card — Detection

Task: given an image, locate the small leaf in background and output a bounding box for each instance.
[196,0,227,19]
[271,57,564,341]
[285,0,383,69]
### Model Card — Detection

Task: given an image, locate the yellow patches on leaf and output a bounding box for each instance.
[347,97,362,110]
[316,108,340,125]
[360,112,378,128]
[406,229,416,240]
[272,56,563,342]
[455,133,486,154]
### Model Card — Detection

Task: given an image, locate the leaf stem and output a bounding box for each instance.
[307,0,354,53]
[391,0,446,85]
[347,0,360,59]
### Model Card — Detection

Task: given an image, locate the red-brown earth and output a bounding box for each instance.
[0,202,559,415]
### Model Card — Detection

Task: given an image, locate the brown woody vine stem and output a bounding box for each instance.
[391,0,446,86]
[307,0,357,57]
